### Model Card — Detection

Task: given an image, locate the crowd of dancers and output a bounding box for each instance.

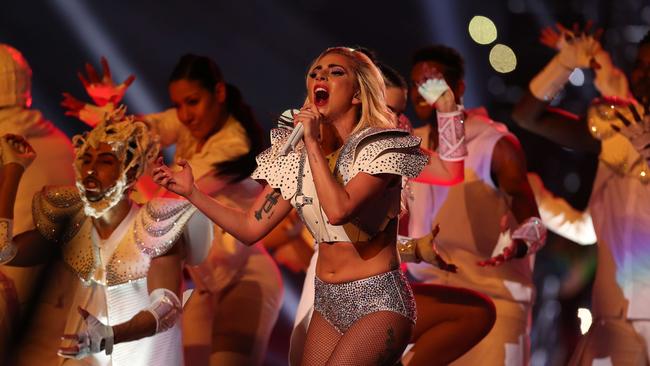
[0,21,648,366]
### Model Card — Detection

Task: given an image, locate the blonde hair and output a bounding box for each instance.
[308,47,396,133]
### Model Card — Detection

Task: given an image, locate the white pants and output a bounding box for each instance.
[288,248,318,366]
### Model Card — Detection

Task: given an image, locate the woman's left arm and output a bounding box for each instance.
[303,136,397,226]
[414,148,464,186]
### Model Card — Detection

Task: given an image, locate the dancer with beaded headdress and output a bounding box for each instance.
[64,54,284,366]
[0,107,212,366]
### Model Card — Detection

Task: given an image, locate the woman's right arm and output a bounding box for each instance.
[512,27,602,154]
[512,91,600,154]
[153,159,292,244]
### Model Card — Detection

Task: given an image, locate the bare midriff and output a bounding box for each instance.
[316,219,400,284]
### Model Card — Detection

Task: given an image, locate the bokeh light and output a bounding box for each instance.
[468,15,498,45]
[489,44,517,73]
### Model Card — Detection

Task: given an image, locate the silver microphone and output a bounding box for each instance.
[278,109,302,156]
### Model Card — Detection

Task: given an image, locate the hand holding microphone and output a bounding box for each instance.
[278,109,301,156]
[278,104,324,155]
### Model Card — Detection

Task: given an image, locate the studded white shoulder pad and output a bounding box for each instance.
[133,198,197,258]
[337,128,428,184]
[251,128,302,200]
[32,185,87,243]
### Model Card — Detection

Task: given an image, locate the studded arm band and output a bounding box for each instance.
[437,110,467,161]
[512,217,547,255]
[0,219,16,264]
[146,288,182,333]
[396,235,419,263]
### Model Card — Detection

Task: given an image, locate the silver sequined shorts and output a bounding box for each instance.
[314,269,417,334]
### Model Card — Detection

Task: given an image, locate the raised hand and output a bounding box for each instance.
[612,105,650,164]
[294,102,324,143]
[0,134,36,169]
[58,307,114,359]
[152,157,196,198]
[78,57,135,106]
[540,22,603,70]
[413,63,456,112]
[61,92,115,127]
[477,215,527,267]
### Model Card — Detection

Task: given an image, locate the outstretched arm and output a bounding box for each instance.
[478,136,547,266]
[512,91,600,153]
[58,239,184,359]
[153,158,292,244]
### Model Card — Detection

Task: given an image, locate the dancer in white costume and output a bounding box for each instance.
[406,45,546,366]
[512,26,650,365]
[0,44,75,364]
[154,47,466,365]
[65,55,283,366]
[0,108,212,366]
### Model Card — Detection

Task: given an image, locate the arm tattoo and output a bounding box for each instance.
[254,191,281,221]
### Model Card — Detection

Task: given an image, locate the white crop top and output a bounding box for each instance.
[252,127,427,243]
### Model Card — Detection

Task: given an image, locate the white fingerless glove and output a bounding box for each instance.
[58,311,114,359]
[417,78,450,105]
[147,288,182,333]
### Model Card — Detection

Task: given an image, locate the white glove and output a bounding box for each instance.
[58,307,114,359]
[0,134,36,169]
[417,78,450,106]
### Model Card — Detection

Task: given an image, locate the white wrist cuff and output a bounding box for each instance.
[529,56,573,102]
[0,218,16,264]
[147,288,181,333]
[512,217,547,254]
[437,110,467,161]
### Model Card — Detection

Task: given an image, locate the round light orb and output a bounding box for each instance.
[489,44,517,73]
[468,15,498,45]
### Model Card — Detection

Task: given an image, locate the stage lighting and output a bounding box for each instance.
[489,44,517,73]
[468,16,498,45]
[577,308,592,335]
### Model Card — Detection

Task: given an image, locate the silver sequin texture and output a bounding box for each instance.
[314,270,417,334]
[32,185,86,243]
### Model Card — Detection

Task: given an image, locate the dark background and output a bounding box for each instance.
[2,0,648,365]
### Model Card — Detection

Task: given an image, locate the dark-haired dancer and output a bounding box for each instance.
[65,55,283,366]
[512,26,650,365]
[406,45,546,366]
